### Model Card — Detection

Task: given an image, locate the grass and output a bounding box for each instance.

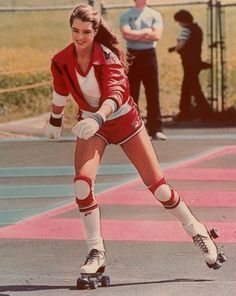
[0,0,80,7]
[0,0,235,123]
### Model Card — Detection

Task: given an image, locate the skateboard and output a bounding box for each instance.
[76,267,110,290]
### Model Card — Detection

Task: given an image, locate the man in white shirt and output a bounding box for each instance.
[120,0,167,140]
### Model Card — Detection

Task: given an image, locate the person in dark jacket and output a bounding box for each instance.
[169,10,212,121]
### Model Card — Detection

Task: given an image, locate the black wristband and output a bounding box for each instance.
[49,114,63,127]
[89,113,104,128]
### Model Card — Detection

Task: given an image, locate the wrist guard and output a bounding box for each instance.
[89,113,105,128]
[49,113,63,127]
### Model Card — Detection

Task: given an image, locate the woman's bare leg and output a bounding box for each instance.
[121,128,163,186]
[121,128,220,268]
[74,135,106,179]
[74,135,107,273]
[121,128,195,221]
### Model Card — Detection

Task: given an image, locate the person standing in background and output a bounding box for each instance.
[169,9,212,122]
[119,0,167,140]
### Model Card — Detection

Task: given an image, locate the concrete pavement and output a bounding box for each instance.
[0,116,236,296]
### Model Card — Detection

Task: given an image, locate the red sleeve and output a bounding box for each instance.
[51,61,70,96]
[101,63,129,109]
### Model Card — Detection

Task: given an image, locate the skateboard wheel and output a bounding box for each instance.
[210,228,220,239]
[101,275,110,287]
[89,279,98,289]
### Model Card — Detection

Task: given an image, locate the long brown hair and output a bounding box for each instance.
[70,4,128,72]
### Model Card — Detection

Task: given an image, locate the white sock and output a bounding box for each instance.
[168,199,198,227]
[80,207,105,252]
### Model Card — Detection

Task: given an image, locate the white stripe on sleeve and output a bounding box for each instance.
[52,90,68,106]
[178,27,191,41]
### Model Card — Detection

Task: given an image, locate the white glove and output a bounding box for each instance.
[72,118,100,140]
[46,123,62,140]
[46,112,63,141]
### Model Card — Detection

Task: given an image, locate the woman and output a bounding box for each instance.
[47,4,223,275]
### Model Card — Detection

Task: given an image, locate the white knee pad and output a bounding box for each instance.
[74,175,97,212]
[154,183,172,202]
[75,179,91,199]
[149,177,180,209]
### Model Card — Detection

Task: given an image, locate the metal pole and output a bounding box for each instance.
[88,0,95,7]
[208,0,214,109]
[218,0,226,112]
[215,0,219,111]
[100,2,107,16]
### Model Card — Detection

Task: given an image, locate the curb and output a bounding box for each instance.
[0,113,50,136]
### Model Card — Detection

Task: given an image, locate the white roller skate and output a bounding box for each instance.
[184,222,226,270]
[77,249,110,290]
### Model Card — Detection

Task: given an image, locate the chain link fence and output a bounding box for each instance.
[102,0,236,119]
[0,0,235,122]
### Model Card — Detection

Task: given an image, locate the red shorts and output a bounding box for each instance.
[96,104,144,145]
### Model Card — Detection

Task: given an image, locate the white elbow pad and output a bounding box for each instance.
[52,90,68,106]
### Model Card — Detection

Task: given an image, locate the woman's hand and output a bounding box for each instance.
[46,112,63,141]
[72,102,115,140]
[72,118,100,140]
[47,124,62,140]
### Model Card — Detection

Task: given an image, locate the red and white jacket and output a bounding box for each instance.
[51,42,131,113]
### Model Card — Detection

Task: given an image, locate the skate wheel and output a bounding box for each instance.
[101,275,110,287]
[207,260,222,270]
[77,278,88,290]
[210,228,220,239]
[89,279,98,289]
[218,251,226,263]
[213,261,222,270]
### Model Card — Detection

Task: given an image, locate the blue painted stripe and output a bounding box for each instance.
[0,199,75,226]
[0,136,75,143]
[0,147,223,226]
[0,210,40,226]
[0,182,122,199]
[0,164,137,178]
[0,177,136,225]
[1,133,236,143]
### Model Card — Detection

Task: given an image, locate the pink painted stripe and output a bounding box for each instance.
[98,190,236,207]
[165,168,236,181]
[0,145,235,244]
[169,146,236,170]
[0,218,235,243]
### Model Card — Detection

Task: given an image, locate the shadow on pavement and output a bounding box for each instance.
[0,278,214,292]
[0,285,77,292]
[110,278,214,287]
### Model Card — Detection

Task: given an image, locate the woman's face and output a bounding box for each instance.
[71,18,96,52]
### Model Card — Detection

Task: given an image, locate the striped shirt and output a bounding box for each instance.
[178,27,191,41]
